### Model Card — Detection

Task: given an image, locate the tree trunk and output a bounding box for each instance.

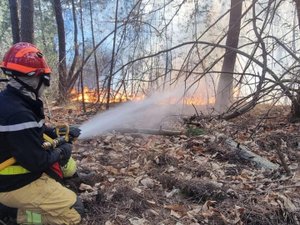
[8,0,20,44]
[20,0,34,43]
[106,0,119,109]
[37,0,47,49]
[89,0,100,103]
[295,0,300,26]
[52,0,68,101]
[79,0,86,112]
[68,0,79,88]
[290,90,300,122]
[215,0,243,113]
[290,0,300,121]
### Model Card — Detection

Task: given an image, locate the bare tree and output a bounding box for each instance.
[215,0,243,113]
[52,0,68,101]
[42,0,299,120]
[106,0,119,109]
[52,0,86,102]
[89,0,100,103]
[8,0,20,44]
[69,0,80,86]
[290,0,300,121]
[37,0,48,49]
[20,0,34,43]
[294,0,300,28]
[79,0,86,112]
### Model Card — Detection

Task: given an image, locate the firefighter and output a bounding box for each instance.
[0,42,84,224]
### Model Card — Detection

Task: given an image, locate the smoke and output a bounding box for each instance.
[79,84,188,139]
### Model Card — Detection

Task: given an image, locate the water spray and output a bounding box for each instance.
[78,85,188,139]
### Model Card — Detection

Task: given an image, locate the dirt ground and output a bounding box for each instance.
[49,104,300,225]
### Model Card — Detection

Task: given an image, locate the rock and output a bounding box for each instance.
[79,183,94,191]
[129,217,150,225]
[108,177,115,182]
[140,177,155,188]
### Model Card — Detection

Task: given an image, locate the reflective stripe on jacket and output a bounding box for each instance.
[0,85,61,192]
[0,165,30,175]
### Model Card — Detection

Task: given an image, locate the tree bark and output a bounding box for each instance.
[215,0,243,113]
[290,0,300,121]
[20,0,34,43]
[8,0,20,44]
[37,0,47,49]
[52,0,68,101]
[106,0,119,109]
[89,0,100,103]
[68,0,79,88]
[294,0,300,28]
[79,0,86,112]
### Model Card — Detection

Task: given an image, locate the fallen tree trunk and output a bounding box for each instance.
[225,138,279,170]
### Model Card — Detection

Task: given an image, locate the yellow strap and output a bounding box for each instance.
[0,133,57,175]
[0,165,30,175]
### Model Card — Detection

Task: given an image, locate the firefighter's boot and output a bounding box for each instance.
[0,203,17,225]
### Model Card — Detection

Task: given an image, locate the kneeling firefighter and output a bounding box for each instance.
[0,42,84,224]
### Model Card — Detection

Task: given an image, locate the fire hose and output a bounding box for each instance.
[0,125,73,171]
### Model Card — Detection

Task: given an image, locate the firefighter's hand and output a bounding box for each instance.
[56,143,72,166]
[69,126,81,141]
[44,126,58,139]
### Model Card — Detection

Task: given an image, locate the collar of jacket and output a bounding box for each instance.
[6,85,45,119]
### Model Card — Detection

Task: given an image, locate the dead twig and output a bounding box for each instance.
[271,184,300,191]
[275,147,291,176]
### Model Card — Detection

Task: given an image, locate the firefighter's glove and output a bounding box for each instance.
[44,126,58,139]
[56,143,72,166]
[69,126,81,141]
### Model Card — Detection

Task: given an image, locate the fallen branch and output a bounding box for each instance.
[115,128,183,136]
[271,184,300,191]
[225,139,279,170]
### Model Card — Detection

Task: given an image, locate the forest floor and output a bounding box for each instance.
[48,104,300,225]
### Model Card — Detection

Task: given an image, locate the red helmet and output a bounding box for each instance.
[0,42,51,77]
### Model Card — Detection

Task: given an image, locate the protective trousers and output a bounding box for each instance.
[0,173,81,225]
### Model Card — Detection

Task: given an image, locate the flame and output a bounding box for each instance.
[71,87,98,103]
[70,87,145,103]
[71,87,214,105]
[159,96,215,106]
[233,86,241,99]
[184,96,215,105]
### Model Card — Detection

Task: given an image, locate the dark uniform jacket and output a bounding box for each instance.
[0,85,61,192]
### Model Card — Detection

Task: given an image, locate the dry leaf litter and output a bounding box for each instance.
[47,105,300,225]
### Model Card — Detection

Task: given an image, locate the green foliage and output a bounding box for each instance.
[186,126,205,137]
[0,1,13,51]
[34,0,57,58]
[0,1,57,67]
[34,0,59,100]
